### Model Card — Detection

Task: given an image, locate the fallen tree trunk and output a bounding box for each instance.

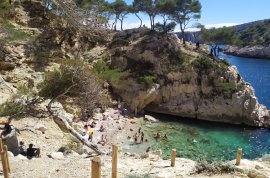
[46,85,103,155]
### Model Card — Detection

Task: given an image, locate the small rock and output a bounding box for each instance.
[16,154,27,160]
[151,149,162,158]
[7,151,14,157]
[49,152,64,160]
[140,153,149,159]
[34,124,47,133]
[144,115,157,122]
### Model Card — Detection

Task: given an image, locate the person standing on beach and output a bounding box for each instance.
[141,132,144,143]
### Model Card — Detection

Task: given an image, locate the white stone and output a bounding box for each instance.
[7,151,14,157]
[144,115,157,122]
[50,152,64,160]
[16,154,27,160]
[34,124,47,132]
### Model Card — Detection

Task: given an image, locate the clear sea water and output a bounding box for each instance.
[138,52,270,162]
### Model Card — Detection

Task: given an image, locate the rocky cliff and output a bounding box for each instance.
[105,29,270,127]
[224,45,270,59]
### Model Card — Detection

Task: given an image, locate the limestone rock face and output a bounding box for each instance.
[107,29,270,127]
[224,45,270,59]
[146,66,270,127]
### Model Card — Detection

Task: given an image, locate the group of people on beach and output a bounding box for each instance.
[18,141,40,158]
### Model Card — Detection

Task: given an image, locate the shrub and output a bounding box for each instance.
[195,160,236,174]
[191,57,230,75]
[192,57,215,72]
[58,146,72,154]
[93,61,130,87]
[0,100,25,117]
[38,59,105,119]
[217,82,236,93]
[0,20,30,42]
[138,75,156,87]
[0,62,15,71]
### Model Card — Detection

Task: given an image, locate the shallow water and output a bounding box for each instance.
[142,114,270,161]
[128,53,270,162]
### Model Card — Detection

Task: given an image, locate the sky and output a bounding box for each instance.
[106,0,270,31]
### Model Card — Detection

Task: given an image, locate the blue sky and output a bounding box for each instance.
[107,0,270,30]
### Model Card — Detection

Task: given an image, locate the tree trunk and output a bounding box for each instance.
[47,85,103,155]
[114,18,117,31]
[120,19,123,31]
[179,23,186,44]
[135,13,142,27]
[181,30,185,45]
[152,16,155,30]
[149,15,153,30]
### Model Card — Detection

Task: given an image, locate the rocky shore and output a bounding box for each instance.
[223,46,270,59]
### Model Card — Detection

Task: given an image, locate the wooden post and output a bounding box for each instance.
[0,139,9,178]
[112,145,118,178]
[3,145,10,173]
[171,149,176,167]
[235,148,242,165]
[91,156,101,178]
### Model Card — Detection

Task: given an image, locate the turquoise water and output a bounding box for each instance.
[143,114,270,162]
[139,53,270,162]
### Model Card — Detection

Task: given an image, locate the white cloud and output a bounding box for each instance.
[204,23,240,28]
[110,20,240,32]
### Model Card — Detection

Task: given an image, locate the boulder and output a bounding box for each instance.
[1,127,19,156]
[144,115,157,122]
[49,152,64,160]
[16,154,27,160]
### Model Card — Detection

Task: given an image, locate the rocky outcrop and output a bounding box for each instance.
[224,45,270,59]
[146,66,270,127]
[107,29,270,127]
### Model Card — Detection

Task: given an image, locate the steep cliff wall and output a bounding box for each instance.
[106,29,270,127]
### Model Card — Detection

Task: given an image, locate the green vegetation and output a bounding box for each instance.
[0,20,30,42]
[93,60,130,87]
[237,20,270,46]
[156,0,201,44]
[0,100,26,117]
[196,161,236,174]
[75,0,201,41]
[39,59,105,118]
[0,0,16,19]
[217,82,237,93]
[191,57,228,74]
[200,26,239,56]
[0,82,35,117]
[154,22,176,34]
[138,75,156,87]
